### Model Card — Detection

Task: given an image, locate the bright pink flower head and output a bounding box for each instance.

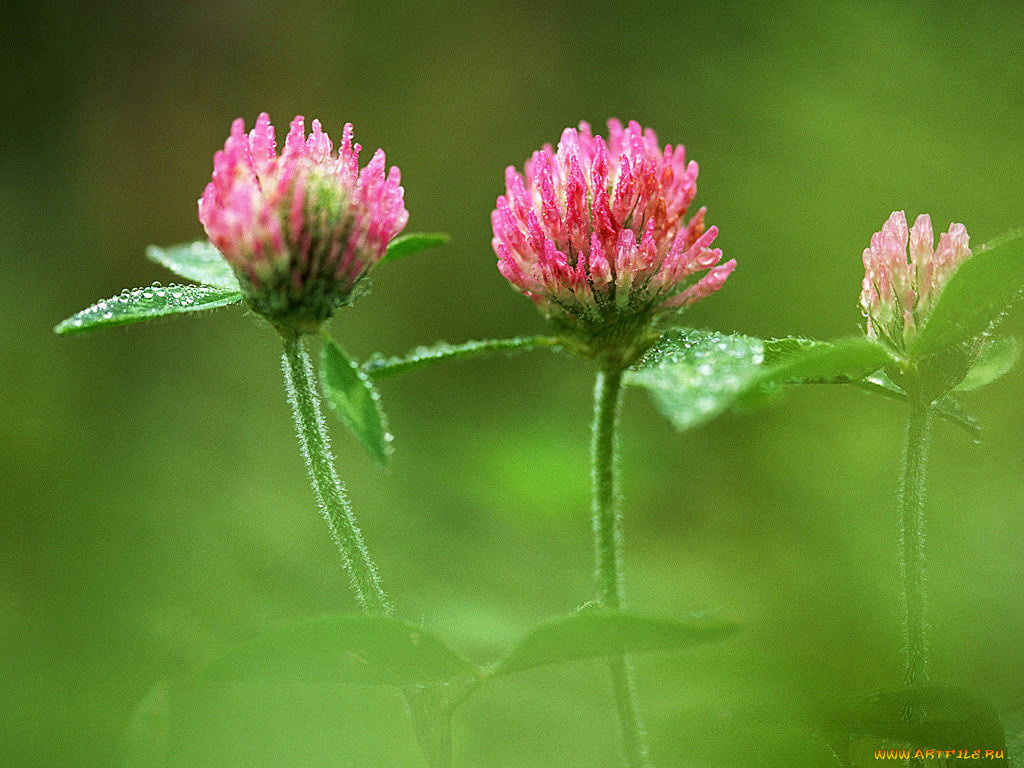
[492,119,735,357]
[199,113,408,331]
[861,211,971,349]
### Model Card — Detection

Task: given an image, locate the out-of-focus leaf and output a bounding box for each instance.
[492,610,737,677]
[954,337,1021,391]
[912,230,1024,356]
[380,232,450,265]
[363,336,560,379]
[196,614,477,689]
[119,681,171,768]
[54,285,242,335]
[321,336,392,466]
[852,372,982,441]
[146,241,241,290]
[627,329,765,431]
[823,687,1007,765]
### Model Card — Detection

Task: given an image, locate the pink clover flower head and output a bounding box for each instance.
[492,119,735,361]
[861,211,971,350]
[199,113,408,332]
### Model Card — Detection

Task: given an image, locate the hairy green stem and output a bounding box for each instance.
[899,377,932,768]
[592,367,650,768]
[283,334,451,767]
[282,334,392,615]
[899,384,931,692]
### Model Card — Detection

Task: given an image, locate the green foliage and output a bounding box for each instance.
[756,337,892,386]
[195,614,477,689]
[363,336,560,379]
[53,284,242,335]
[492,610,737,677]
[627,330,893,431]
[120,681,171,768]
[320,335,392,466]
[955,337,1021,392]
[146,241,241,290]
[626,328,998,438]
[365,329,990,444]
[627,329,765,431]
[823,687,1007,765]
[380,232,450,265]
[912,231,1024,356]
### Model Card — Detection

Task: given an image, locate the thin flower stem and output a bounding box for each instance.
[282,334,451,767]
[899,382,931,692]
[592,366,650,768]
[281,333,392,615]
[898,376,932,768]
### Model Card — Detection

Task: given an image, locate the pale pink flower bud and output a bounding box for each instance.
[491,120,733,361]
[198,114,409,333]
[860,211,972,350]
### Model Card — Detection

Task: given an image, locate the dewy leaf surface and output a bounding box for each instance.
[363,336,560,379]
[755,337,892,386]
[146,241,241,290]
[54,284,242,335]
[627,329,765,431]
[629,330,898,432]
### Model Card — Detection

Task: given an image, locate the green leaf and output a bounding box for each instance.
[380,232,450,265]
[627,329,766,431]
[954,336,1021,391]
[54,285,243,335]
[196,614,477,689]
[756,337,892,387]
[492,610,737,677]
[760,336,820,366]
[735,336,892,410]
[912,230,1024,355]
[630,328,979,436]
[119,681,171,768]
[363,336,560,380]
[628,330,909,432]
[146,241,240,290]
[320,336,392,465]
[823,687,1007,763]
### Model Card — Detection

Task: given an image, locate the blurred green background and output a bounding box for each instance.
[4,0,1024,765]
